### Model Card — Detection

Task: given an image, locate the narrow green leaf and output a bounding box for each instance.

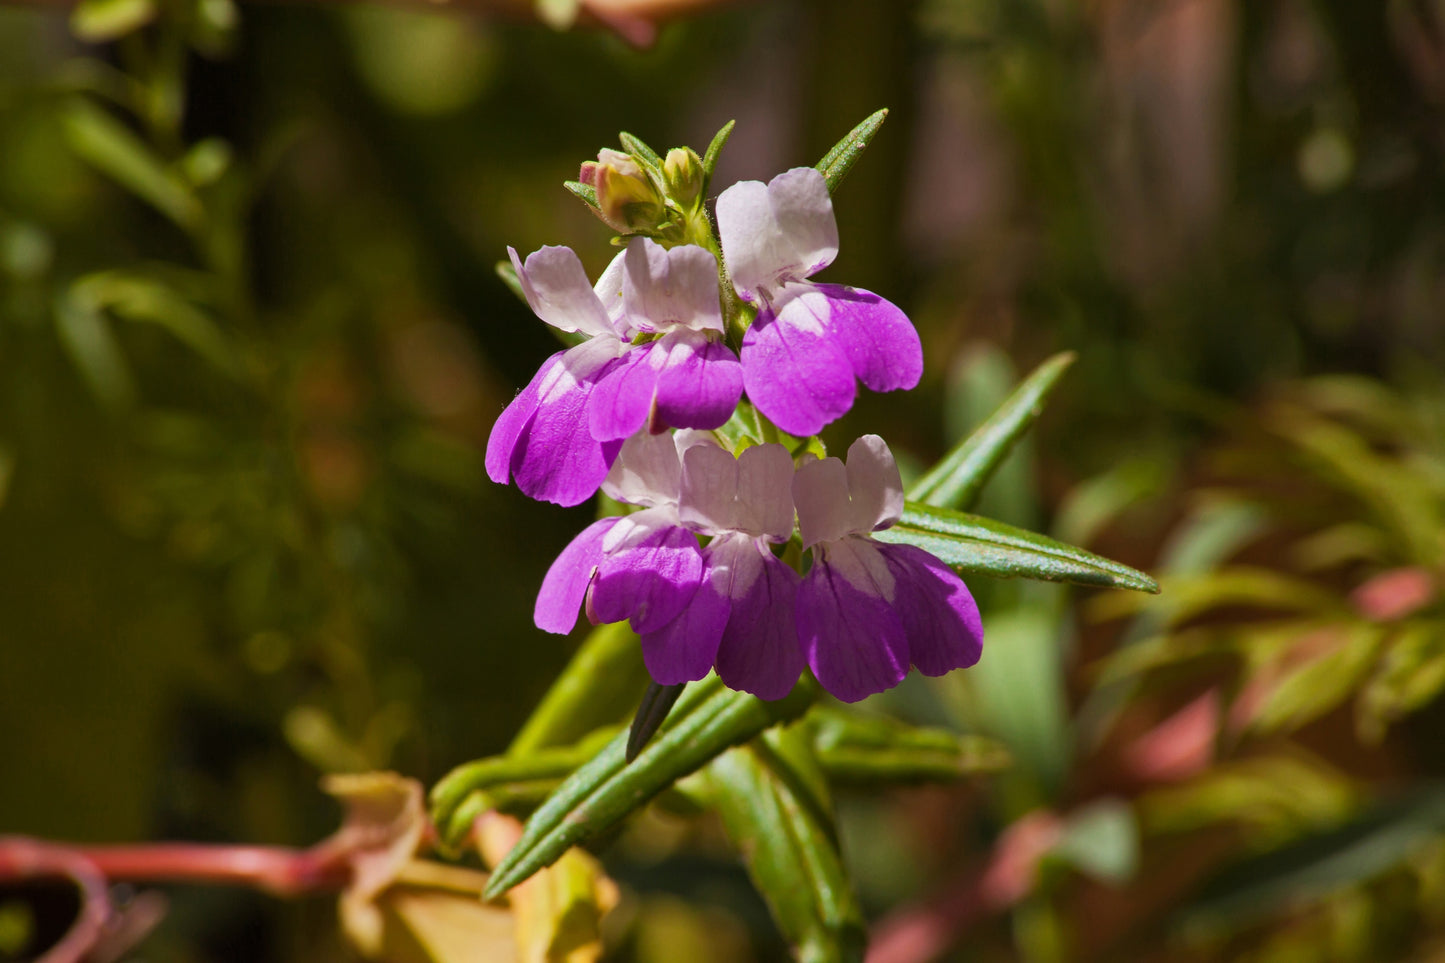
[909,351,1075,511]
[1179,787,1445,931]
[55,287,135,409]
[815,108,888,194]
[700,119,735,188]
[71,272,238,377]
[69,0,156,42]
[627,681,685,762]
[483,676,815,899]
[508,621,648,756]
[563,179,598,208]
[709,727,867,963]
[1052,800,1138,883]
[617,132,663,171]
[809,707,1010,782]
[877,502,1159,593]
[59,99,200,232]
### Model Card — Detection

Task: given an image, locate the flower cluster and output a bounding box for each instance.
[487,139,983,703]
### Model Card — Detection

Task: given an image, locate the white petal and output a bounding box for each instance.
[594,249,629,332]
[621,239,724,334]
[509,245,617,338]
[602,430,683,507]
[793,455,856,548]
[716,168,838,303]
[680,442,795,540]
[844,435,904,532]
[793,436,903,547]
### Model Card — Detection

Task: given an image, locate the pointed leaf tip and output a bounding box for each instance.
[815,108,889,194]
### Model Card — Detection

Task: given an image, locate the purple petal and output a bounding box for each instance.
[500,342,627,506]
[712,538,803,701]
[843,434,904,533]
[881,544,983,676]
[587,343,657,442]
[796,538,909,703]
[813,283,922,394]
[740,293,856,437]
[534,517,619,634]
[485,350,549,486]
[590,513,703,634]
[653,329,743,431]
[638,579,729,685]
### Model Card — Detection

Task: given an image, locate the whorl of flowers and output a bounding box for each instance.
[486,127,983,704]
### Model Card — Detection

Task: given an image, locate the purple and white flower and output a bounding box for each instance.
[485,239,743,507]
[716,168,924,438]
[793,435,983,703]
[643,440,803,700]
[533,431,805,701]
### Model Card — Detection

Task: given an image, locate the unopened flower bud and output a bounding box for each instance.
[663,147,704,206]
[592,148,664,234]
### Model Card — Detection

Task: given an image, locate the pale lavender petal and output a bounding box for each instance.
[844,435,904,533]
[652,329,743,431]
[797,539,908,703]
[590,513,703,634]
[880,543,983,676]
[680,442,795,540]
[638,581,728,685]
[602,429,683,508]
[509,245,615,338]
[717,169,838,302]
[587,343,657,441]
[505,341,627,506]
[793,455,856,549]
[741,294,856,438]
[594,250,628,332]
[622,239,724,334]
[713,540,803,700]
[814,283,922,394]
[534,517,619,634]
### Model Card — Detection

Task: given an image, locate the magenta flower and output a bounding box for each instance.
[793,436,983,703]
[716,168,923,438]
[485,239,742,507]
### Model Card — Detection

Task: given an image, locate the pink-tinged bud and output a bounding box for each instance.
[592,148,664,234]
[578,161,600,187]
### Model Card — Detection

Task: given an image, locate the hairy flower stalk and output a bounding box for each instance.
[488,129,983,704]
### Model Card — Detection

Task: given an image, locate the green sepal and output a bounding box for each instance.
[627,681,686,762]
[909,351,1076,510]
[564,179,599,208]
[482,675,816,899]
[69,0,157,43]
[707,726,867,963]
[700,119,735,190]
[876,502,1160,593]
[617,131,664,179]
[814,108,888,194]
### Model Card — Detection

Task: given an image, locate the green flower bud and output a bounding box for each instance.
[662,147,704,206]
[590,148,665,234]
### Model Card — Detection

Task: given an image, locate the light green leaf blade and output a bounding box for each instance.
[809,706,1010,782]
[69,0,156,42]
[708,727,867,963]
[876,502,1159,593]
[481,676,815,899]
[815,108,888,194]
[508,621,649,756]
[1052,799,1138,883]
[563,179,597,208]
[59,99,200,232]
[700,119,735,189]
[910,351,1075,511]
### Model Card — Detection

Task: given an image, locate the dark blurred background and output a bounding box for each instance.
[1,0,1443,959]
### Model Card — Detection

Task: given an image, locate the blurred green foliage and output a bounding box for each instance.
[2,0,1444,960]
